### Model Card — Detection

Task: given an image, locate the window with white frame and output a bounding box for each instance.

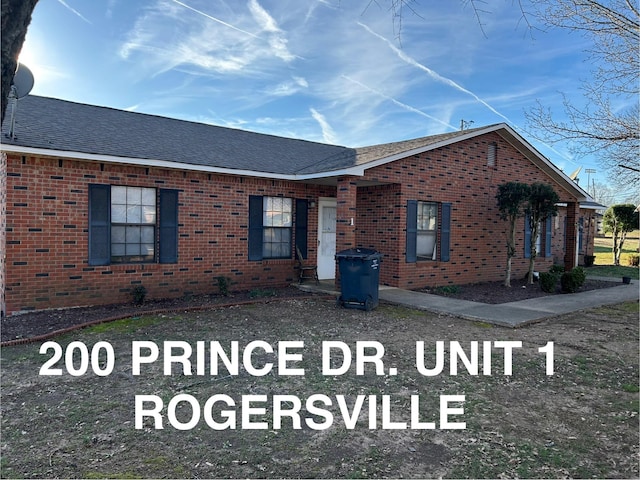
[110,186,156,263]
[262,196,292,258]
[417,201,438,260]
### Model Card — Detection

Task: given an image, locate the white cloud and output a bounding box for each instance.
[310,108,338,144]
[266,76,309,96]
[248,0,296,62]
[120,0,296,78]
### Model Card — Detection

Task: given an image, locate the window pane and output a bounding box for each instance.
[126,226,141,243]
[126,205,142,223]
[127,187,142,205]
[111,204,127,223]
[111,186,127,204]
[263,228,275,242]
[417,202,437,231]
[141,188,156,207]
[417,231,436,258]
[141,226,155,243]
[142,206,156,224]
[112,243,125,256]
[126,243,141,256]
[142,244,155,256]
[111,226,126,243]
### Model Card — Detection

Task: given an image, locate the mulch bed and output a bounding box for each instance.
[0,287,319,344]
[418,277,620,304]
[1,279,622,344]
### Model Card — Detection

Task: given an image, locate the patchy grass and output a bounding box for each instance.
[588,234,640,278]
[1,299,638,479]
[586,264,639,279]
[593,234,640,264]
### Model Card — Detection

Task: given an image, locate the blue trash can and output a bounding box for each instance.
[335,248,382,311]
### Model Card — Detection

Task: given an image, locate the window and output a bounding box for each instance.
[110,186,156,263]
[249,195,299,261]
[417,201,438,260]
[88,185,178,266]
[263,197,292,258]
[524,215,553,258]
[406,200,451,263]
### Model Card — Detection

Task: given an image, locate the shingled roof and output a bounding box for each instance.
[1,95,494,176]
[1,96,351,176]
[0,95,589,201]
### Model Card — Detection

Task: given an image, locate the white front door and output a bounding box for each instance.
[317,198,337,279]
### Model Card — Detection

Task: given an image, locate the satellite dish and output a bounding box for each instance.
[7,63,34,139]
[12,63,34,98]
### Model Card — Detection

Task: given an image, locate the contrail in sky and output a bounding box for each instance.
[342,75,457,130]
[57,0,92,24]
[358,22,512,124]
[171,0,261,39]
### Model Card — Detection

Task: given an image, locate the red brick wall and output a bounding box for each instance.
[0,153,7,316]
[4,154,333,314]
[354,132,577,289]
[4,130,582,314]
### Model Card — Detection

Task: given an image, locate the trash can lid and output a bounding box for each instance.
[335,248,382,259]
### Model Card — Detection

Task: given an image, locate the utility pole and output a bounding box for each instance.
[585,169,596,198]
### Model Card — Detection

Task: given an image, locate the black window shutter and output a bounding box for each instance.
[406,200,417,263]
[88,184,110,266]
[440,202,451,262]
[524,214,532,258]
[545,216,552,258]
[159,189,179,263]
[248,195,264,261]
[295,199,309,258]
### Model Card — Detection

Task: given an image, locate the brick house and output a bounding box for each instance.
[1,95,594,316]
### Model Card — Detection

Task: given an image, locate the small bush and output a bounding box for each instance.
[217,276,230,296]
[628,254,640,267]
[549,264,565,274]
[539,272,559,293]
[131,285,147,305]
[561,267,586,293]
[433,285,460,296]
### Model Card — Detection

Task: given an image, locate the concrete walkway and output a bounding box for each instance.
[299,277,639,328]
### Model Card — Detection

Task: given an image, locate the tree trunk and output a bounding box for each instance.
[527,222,540,284]
[1,0,39,124]
[504,219,517,287]
[528,257,536,284]
[612,227,620,266]
[504,256,512,288]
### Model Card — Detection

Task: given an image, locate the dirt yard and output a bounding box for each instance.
[1,297,638,479]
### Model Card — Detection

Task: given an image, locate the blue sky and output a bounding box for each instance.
[18,0,608,191]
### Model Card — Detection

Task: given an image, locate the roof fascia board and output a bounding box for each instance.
[352,124,508,173]
[1,145,295,181]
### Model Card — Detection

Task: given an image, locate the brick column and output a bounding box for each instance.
[335,176,358,284]
[564,201,579,271]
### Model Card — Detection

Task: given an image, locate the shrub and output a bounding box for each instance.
[628,254,640,267]
[561,267,586,293]
[131,285,147,305]
[217,276,230,296]
[433,285,460,296]
[539,272,559,293]
[549,264,565,274]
